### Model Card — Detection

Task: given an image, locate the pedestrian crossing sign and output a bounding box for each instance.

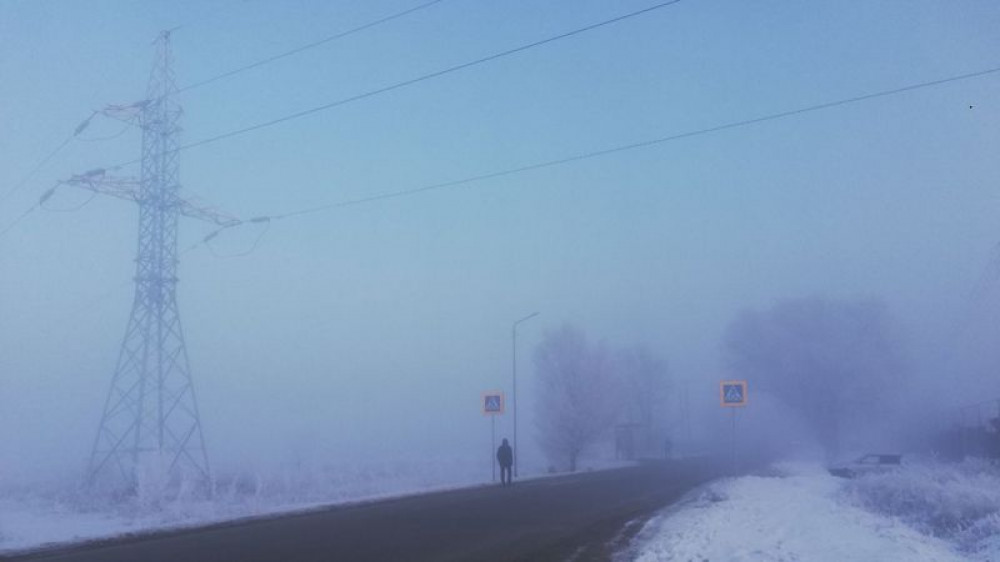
[720,380,748,407]
[482,391,505,415]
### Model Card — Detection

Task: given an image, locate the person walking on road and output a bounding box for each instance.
[497,438,513,486]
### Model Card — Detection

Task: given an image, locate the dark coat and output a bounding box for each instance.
[497,443,513,467]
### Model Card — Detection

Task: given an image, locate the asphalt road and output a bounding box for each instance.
[10,458,720,562]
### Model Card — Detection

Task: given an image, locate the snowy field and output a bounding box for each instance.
[0,453,632,555]
[6,454,998,560]
[0,456,494,554]
[626,459,1000,561]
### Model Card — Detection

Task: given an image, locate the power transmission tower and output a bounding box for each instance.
[67,31,234,492]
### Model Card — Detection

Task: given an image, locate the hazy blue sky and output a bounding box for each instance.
[1,0,999,477]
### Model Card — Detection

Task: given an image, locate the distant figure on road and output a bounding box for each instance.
[497,438,514,486]
[663,437,673,459]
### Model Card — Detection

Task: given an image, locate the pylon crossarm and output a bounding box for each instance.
[101,101,148,126]
[60,172,140,202]
[177,197,242,227]
[59,171,241,228]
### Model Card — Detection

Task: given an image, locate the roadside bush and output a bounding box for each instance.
[955,511,1000,547]
[841,459,1000,548]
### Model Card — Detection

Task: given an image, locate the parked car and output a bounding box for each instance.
[828,454,902,478]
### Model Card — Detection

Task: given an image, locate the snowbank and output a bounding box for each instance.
[628,462,972,561]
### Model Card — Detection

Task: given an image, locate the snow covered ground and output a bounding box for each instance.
[6,453,997,560]
[0,453,633,555]
[626,459,1000,562]
[0,456,493,554]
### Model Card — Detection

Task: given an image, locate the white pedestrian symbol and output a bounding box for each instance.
[725,385,743,403]
[487,396,500,410]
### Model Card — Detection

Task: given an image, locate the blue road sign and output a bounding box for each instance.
[482,391,505,415]
[720,380,748,407]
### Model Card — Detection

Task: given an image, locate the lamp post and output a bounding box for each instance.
[512,311,540,479]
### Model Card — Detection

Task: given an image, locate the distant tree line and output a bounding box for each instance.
[532,325,670,472]
[533,296,911,470]
[724,296,907,460]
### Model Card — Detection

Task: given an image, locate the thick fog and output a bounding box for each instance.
[1,0,999,493]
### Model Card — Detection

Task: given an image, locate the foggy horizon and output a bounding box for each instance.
[2,0,999,488]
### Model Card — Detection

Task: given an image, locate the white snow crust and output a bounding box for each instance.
[629,461,1000,562]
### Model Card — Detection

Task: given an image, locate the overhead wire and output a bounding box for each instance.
[180,63,1000,255]
[3,0,454,215]
[102,0,684,171]
[77,123,134,143]
[0,205,39,241]
[12,4,998,257]
[267,65,1000,221]
[178,0,448,93]
[0,69,127,208]
[0,184,59,241]
[204,219,271,258]
[0,111,98,206]
[40,190,99,213]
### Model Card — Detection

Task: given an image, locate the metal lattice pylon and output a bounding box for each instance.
[86,31,210,491]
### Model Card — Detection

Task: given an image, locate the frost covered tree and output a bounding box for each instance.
[724,296,905,459]
[533,325,622,471]
[617,346,670,453]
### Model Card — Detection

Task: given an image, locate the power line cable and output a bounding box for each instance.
[0,1,441,245]
[9,64,999,248]
[179,0,448,93]
[40,190,99,213]
[77,122,133,143]
[0,205,39,241]
[4,1,445,204]
[0,112,98,206]
[262,65,1000,222]
[184,63,1000,254]
[0,185,59,242]
[104,0,684,171]
[204,220,271,258]
[1,55,125,208]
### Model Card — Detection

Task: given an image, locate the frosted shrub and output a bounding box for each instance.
[956,511,1000,546]
[842,459,1000,539]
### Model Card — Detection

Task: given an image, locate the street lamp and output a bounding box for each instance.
[512,311,540,479]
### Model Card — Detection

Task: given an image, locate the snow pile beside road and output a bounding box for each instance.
[629,462,967,561]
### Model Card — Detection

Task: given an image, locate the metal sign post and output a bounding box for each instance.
[731,408,737,473]
[482,391,505,483]
[720,380,748,475]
